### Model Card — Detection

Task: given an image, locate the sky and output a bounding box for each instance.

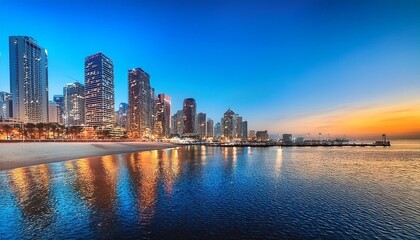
[0,0,419,139]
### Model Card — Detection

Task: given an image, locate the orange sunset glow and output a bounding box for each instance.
[274,99,420,139]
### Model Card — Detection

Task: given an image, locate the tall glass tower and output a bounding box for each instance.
[128,68,153,138]
[9,36,48,123]
[64,82,85,126]
[183,98,196,135]
[84,53,114,128]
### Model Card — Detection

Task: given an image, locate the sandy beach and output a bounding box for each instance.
[0,142,176,171]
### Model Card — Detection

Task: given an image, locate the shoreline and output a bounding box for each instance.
[0,142,176,171]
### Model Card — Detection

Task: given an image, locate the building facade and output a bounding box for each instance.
[197,112,206,138]
[128,68,153,138]
[282,134,293,145]
[0,92,12,120]
[53,95,64,124]
[206,119,214,138]
[84,52,114,128]
[154,94,171,138]
[242,121,248,139]
[64,82,85,126]
[236,116,243,139]
[116,102,128,127]
[214,122,222,138]
[222,108,236,138]
[171,110,183,136]
[9,36,48,123]
[256,130,269,141]
[182,98,196,135]
[48,102,60,123]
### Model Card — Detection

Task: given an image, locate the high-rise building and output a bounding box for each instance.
[206,119,214,138]
[84,52,114,128]
[9,36,48,123]
[183,98,196,135]
[197,112,206,138]
[222,108,236,138]
[249,130,256,140]
[0,92,12,120]
[116,102,128,127]
[171,110,183,136]
[214,122,222,138]
[53,95,64,124]
[128,68,153,138]
[236,115,243,139]
[64,82,85,126]
[242,121,248,139]
[154,94,171,138]
[48,102,60,123]
[257,130,269,141]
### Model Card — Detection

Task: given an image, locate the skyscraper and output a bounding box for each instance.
[171,110,183,136]
[84,53,114,128]
[9,36,48,123]
[214,122,222,138]
[53,95,64,124]
[222,108,236,138]
[128,68,153,138]
[0,92,12,120]
[206,119,214,138]
[242,121,248,139]
[116,102,128,127]
[154,94,171,138]
[64,82,85,126]
[236,115,243,139]
[48,102,60,123]
[197,112,206,138]
[183,98,196,135]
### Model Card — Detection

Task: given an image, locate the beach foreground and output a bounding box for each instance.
[0,142,175,171]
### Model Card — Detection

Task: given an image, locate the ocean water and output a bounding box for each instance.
[0,140,419,239]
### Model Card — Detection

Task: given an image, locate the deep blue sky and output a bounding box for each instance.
[1,0,419,137]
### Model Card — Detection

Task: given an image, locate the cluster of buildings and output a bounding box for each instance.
[1,36,267,141]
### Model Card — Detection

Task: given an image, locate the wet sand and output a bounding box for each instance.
[0,142,176,171]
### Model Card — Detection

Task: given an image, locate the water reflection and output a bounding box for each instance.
[275,148,283,177]
[0,143,419,239]
[7,165,53,236]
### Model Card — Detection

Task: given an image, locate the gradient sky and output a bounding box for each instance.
[1,0,419,139]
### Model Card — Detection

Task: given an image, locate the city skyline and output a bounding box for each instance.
[1,0,419,138]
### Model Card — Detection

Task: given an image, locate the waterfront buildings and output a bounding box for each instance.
[53,95,64,124]
[236,116,243,139]
[128,67,153,138]
[63,82,85,126]
[197,112,206,138]
[115,102,128,127]
[84,53,114,128]
[242,121,248,139]
[0,92,12,119]
[9,36,48,123]
[154,94,171,138]
[222,108,237,138]
[249,130,256,140]
[256,130,269,141]
[183,98,196,135]
[171,110,184,136]
[282,134,293,145]
[214,122,221,138]
[48,102,60,123]
[206,119,214,138]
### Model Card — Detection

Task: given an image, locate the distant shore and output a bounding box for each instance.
[0,142,176,171]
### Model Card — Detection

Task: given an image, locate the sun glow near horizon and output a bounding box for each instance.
[271,98,420,139]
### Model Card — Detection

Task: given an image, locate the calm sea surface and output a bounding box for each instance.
[0,140,419,239]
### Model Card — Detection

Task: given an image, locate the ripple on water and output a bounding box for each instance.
[0,141,419,239]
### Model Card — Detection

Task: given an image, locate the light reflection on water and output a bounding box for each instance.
[0,140,419,239]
